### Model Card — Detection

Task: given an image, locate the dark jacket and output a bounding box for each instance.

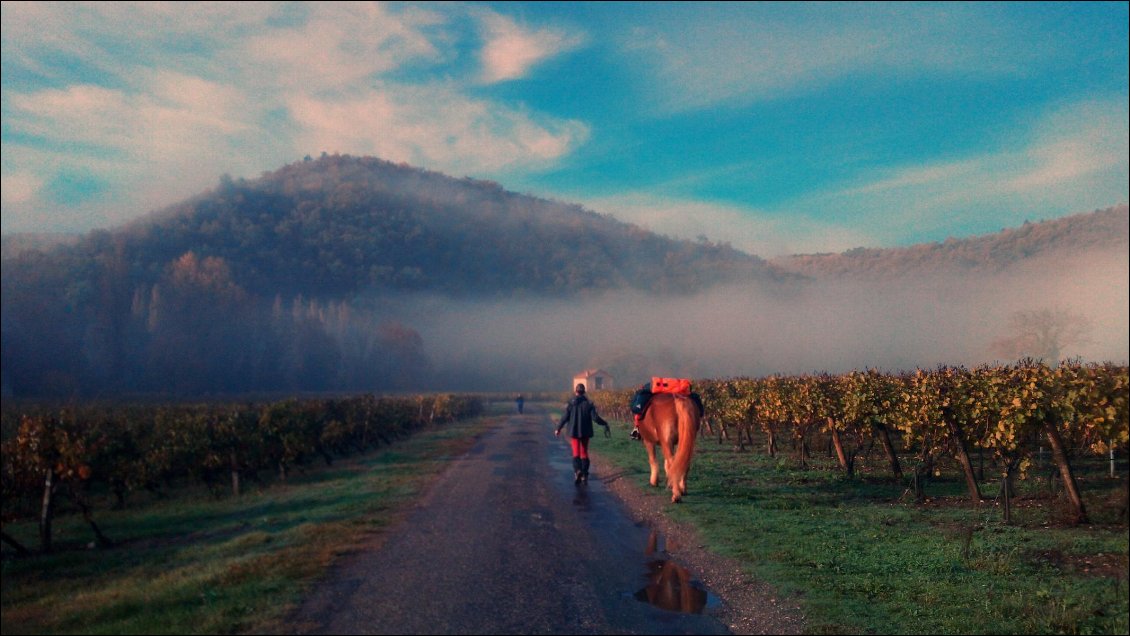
[556,394,609,439]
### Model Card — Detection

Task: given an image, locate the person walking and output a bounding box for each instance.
[555,383,611,484]
[516,394,525,414]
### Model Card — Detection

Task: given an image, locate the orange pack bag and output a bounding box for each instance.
[651,377,692,395]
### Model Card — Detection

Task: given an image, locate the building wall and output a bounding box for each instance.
[572,372,613,391]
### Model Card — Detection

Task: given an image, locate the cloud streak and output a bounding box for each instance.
[621,3,1048,113]
[789,98,1130,246]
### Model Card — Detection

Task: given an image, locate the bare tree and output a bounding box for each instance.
[990,308,1092,364]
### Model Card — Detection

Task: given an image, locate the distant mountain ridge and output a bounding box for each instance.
[1,232,80,260]
[773,204,1128,279]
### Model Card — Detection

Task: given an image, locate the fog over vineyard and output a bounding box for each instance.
[2,156,1126,396]
[362,244,1129,391]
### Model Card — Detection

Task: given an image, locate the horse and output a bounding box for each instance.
[636,392,701,503]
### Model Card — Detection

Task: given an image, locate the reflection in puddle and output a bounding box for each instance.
[634,530,717,614]
[634,559,710,614]
[572,487,590,510]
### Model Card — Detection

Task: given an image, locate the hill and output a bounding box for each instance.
[101,154,781,298]
[0,232,81,260]
[772,204,1128,279]
[0,155,782,397]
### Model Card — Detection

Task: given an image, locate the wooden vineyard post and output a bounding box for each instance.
[1002,476,1012,525]
[39,468,56,553]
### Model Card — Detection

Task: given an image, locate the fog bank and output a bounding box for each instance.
[383,247,1128,391]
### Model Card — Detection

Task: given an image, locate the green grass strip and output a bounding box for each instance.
[594,420,1129,635]
[1,414,498,635]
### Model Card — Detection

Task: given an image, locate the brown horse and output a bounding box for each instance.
[637,392,700,503]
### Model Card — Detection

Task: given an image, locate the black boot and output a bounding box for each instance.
[573,457,583,484]
[581,458,590,483]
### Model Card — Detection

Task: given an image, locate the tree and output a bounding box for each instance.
[991,308,1092,364]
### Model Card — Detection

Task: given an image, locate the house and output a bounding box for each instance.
[572,369,614,392]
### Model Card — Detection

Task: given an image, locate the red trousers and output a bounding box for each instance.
[569,437,590,459]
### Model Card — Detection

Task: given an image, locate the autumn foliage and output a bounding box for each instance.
[0,394,482,553]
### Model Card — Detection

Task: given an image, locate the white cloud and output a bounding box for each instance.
[478,12,582,83]
[243,3,443,93]
[1004,100,1129,193]
[1,73,285,233]
[844,161,984,197]
[0,173,42,208]
[6,72,261,165]
[288,84,589,174]
[795,98,1130,245]
[1,3,591,233]
[621,4,1044,112]
[580,98,1129,252]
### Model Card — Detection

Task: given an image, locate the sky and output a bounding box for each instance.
[2,1,1127,256]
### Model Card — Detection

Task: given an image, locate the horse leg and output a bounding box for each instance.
[645,442,660,487]
[661,441,681,503]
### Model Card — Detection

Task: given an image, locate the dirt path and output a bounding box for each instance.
[289,405,803,634]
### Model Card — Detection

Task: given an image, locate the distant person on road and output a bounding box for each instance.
[555,383,611,484]
[516,394,525,414]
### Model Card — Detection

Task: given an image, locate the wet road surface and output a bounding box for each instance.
[294,405,729,635]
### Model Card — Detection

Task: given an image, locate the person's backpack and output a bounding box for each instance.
[651,377,692,395]
[633,378,704,418]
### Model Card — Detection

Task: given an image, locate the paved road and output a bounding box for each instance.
[294,404,730,635]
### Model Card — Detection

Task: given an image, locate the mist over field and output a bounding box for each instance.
[1,156,1125,398]
[369,246,1129,391]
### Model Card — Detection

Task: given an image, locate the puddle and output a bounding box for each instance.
[634,531,720,615]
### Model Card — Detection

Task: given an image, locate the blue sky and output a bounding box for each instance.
[2,1,1127,256]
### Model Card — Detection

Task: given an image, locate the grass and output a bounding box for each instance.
[593,419,1129,635]
[1,412,500,635]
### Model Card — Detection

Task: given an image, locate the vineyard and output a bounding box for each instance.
[0,394,483,555]
[592,360,1129,525]
[1,362,1127,634]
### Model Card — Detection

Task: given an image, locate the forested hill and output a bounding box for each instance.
[24,154,779,299]
[773,204,1129,279]
[0,154,780,397]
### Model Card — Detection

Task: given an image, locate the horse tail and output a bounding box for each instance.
[669,394,700,498]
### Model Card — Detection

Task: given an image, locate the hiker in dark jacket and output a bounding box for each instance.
[555,383,611,484]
